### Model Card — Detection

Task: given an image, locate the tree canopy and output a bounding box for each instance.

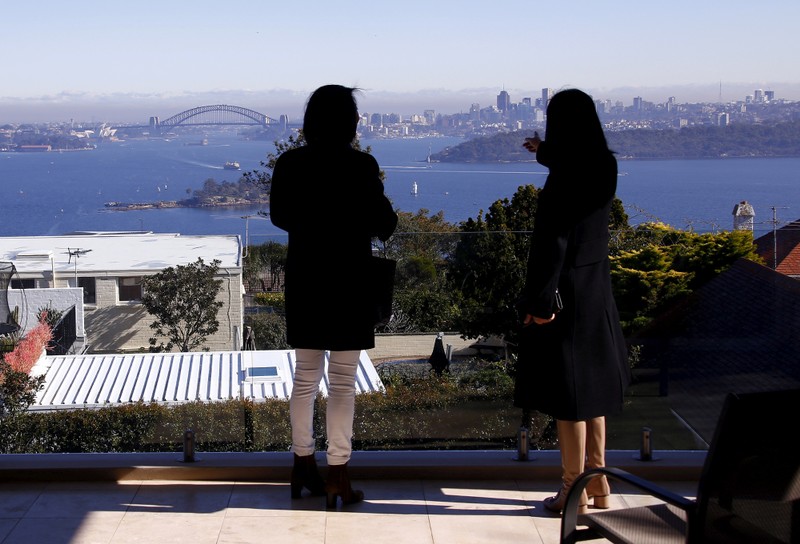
[610,223,762,332]
[140,258,224,352]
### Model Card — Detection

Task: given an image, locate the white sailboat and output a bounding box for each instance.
[411,181,418,196]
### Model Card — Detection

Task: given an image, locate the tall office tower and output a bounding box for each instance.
[754,89,764,103]
[541,88,554,110]
[497,90,510,113]
[717,112,730,126]
[522,97,531,107]
[666,96,676,112]
[594,100,605,114]
[424,110,435,124]
[470,103,480,122]
[633,96,643,112]
[765,90,775,101]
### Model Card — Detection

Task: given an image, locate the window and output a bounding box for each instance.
[118,276,142,302]
[68,277,97,304]
[10,278,35,289]
[79,277,96,304]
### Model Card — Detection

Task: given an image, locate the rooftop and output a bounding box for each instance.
[755,219,800,277]
[30,350,383,410]
[0,231,242,276]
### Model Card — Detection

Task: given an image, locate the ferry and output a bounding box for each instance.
[224,161,240,170]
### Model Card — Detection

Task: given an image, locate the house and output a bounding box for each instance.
[755,218,800,279]
[0,231,244,353]
[631,258,800,443]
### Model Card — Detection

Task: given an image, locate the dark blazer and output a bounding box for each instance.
[269,144,398,351]
[514,142,630,420]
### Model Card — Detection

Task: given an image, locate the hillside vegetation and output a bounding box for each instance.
[431,120,800,162]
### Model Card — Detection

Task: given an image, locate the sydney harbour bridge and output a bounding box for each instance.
[125,104,298,132]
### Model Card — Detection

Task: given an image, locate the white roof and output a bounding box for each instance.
[29,350,383,411]
[0,231,242,275]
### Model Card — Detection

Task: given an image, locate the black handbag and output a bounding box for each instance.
[369,248,396,326]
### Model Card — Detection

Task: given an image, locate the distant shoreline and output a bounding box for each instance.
[104,197,269,211]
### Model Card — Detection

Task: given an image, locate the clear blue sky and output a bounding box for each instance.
[3,0,799,122]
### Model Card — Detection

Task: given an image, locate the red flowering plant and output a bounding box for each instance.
[0,316,51,416]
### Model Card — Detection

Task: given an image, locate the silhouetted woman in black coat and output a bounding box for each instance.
[516,89,630,514]
[270,85,398,508]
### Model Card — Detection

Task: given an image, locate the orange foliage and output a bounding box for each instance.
[3,319,53,374]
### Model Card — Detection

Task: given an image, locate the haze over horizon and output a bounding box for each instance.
[2,0,798,124]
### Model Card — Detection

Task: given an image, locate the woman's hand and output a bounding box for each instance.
[523,131,541,153]
[523,313,556,326]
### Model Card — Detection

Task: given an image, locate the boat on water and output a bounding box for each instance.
[224,161,240,170]
[411,181,418,196]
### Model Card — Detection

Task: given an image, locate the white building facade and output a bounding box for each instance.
[1,231,244,353]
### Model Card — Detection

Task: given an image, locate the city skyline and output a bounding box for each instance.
[2,0,799,123]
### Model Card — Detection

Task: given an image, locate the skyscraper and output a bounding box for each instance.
[470,103,480,122]
[541,88,553,110]
[497,90,510,113]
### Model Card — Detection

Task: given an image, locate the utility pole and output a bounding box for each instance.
[240,214,269,258]
[65,248,92,283]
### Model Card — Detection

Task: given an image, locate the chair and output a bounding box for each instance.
[561,388,800,543]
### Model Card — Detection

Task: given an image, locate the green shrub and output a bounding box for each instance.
[244,312,289,350]
[253,292,285,312]
[0,357,541,453]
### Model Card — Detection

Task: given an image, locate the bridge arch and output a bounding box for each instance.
[158,105,279,127]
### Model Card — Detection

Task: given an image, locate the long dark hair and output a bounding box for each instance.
[302,84,360,146]
[545,89,611,156]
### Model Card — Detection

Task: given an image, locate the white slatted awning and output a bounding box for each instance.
[29,350,383,411]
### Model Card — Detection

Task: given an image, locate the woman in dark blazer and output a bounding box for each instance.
[516,89,630,514]
[270,85,398,508]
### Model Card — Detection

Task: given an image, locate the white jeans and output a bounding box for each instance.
[290,349,360,466]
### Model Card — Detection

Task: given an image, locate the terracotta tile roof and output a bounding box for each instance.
[630,258,800,443]
[755,219,800,276]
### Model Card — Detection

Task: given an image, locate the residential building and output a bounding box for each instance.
[755,219,800,278]
[632,258,800,440]
[1,231,244,353]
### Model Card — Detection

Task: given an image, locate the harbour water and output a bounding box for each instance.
[1,133,799,244]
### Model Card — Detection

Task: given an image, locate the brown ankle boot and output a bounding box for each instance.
[290,453,326,499]
[325,462,364,509]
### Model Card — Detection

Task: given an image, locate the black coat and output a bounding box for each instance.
[514,142,630,420]
[269,144,398,351]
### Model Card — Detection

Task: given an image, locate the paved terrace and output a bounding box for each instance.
[2,334,704,542]
[0,450,702,544]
